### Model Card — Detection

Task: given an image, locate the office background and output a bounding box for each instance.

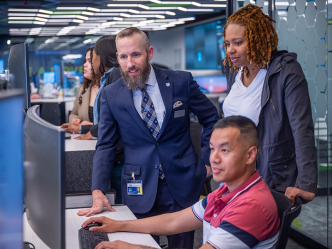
[0,0,331,248]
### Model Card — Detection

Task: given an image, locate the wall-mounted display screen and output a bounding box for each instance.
[43,72,55,84]
[195,76,227,93]
[185,19,226,70]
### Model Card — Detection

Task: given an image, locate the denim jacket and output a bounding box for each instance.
[221,50,317,194]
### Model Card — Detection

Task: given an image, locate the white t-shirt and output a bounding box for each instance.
[223,68,267,125]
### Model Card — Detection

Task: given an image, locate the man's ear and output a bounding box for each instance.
[148,46,154,61]
[246,146,257,165]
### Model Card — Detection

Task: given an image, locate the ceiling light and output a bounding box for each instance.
[153,27,167,31]
[37,13,50,18]
[191,2,202,6]
[150,7,177,10]
[165,11,176,15]
[178,7,188,11]
[150,0,162,3]
[47,19,73,22]
[33,21,46,25]
[100,9,129,12]
[155,15,165,18]
[107,4,138,7]
[128,9,140,14]
[8,13,36,16]
[9,17,36,20]
[179,17,195,21]
[73,19,84,23]
[8,8,38,12]
[50,15,78,18]
[8,21,33,24]
[39,9,53,14]
[57,7,87,10]
[200,4,226,7]
[120,13,131,17]
[162,1,192,3]
[77,15,89,20]
[187,9,215,11]
[138,5,150,10]
[35,17,48,22]
[113,17,124,21]
[102,21,117,26]
[82,11,94,16]
[83,39,92,44]
[87,7,101,12]
[62,54,82,60]
[7,40,11,45]
[54,11,82,14]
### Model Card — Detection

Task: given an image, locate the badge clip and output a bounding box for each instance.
[132,172,135,180]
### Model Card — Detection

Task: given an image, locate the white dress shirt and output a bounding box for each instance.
[223,68,267,125]
[133,65,165,128]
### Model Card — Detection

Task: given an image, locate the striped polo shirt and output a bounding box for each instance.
[192,171,280,249]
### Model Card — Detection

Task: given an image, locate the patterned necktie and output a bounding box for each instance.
[140,86,160,140]
[141,86,165,180]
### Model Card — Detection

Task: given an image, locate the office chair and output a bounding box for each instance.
[271,190,302,249]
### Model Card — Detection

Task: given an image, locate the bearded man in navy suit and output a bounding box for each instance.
[78,27,220,248]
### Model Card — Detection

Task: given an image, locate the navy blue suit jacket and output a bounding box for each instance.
[92,66,220,213]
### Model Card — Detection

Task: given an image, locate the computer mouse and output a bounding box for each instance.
[83,222,103,230]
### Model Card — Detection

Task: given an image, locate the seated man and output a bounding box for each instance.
[82,116,280,249]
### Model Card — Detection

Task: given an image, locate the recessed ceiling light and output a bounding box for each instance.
[113,17,124,21]
[56,7,87,10]
[77,15,89,20]
[165,11,176,15]
[73,19,84,23]
[138,5,150,10]
[82,11,94,16]
[120,13,131,17]
[39,9,53,14]
[200,4,226,7]
[107,4,139,7]
[191,2,202,6]
[87,7,100,12]
[150,0,162,3]
[128,9,140,14]
[186,9,215,11]
[178,7,188,11]
[155,15,165,19]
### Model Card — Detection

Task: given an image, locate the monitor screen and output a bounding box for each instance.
[0,90,24,249]
[54,63,62,84]
[185,19,226,70]
[8,43,31,110]
[0,59,4,74]
[194,75,227,93]
[24,105,65,249]
[43,72,55,84]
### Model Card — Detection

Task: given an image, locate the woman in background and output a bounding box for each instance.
[221,4,317,205]
[75,35,121,140]
[61,47,99,134]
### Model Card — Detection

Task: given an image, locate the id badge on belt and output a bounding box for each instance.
[127,172,143,195]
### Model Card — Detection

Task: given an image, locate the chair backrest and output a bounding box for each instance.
[270,190,302,249]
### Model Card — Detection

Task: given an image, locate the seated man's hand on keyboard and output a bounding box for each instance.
[81,216,119,233]
[95,240,154,249]
[77,190,115,217]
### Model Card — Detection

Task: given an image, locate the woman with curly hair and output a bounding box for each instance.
[222,4,317,205]
[61,47,99,134]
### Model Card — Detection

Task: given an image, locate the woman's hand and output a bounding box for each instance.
[75,131,94,140]
[60,123,79,134]
[71,119,81,125]
[80,121,93,126]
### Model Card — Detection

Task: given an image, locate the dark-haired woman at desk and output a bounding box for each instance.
[221,4,317,205]
[75,35,121,140]
[61,47,99,134]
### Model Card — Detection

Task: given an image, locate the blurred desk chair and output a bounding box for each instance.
[271,190,302,249]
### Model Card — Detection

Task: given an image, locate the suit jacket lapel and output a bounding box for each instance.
[153,66,173,139]
[120,80,155,141]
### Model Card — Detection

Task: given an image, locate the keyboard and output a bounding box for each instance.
[78,228,109,249]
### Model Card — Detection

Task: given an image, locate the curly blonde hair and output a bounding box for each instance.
[223,4,278,77]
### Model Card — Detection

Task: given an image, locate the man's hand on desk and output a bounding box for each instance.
[75,131,94,140]
[60,123,79,134]
[77,190,115,217]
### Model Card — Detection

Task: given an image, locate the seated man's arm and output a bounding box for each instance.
[82,206,202,235]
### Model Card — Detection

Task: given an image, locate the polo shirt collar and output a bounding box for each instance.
[215,171,262,205]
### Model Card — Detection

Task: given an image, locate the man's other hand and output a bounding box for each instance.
[75,131,94,140]
[77,190,115,217]
[285,187,315,206]
[71,119,81,125]
[95,240,145,249]
[60,123,79,134]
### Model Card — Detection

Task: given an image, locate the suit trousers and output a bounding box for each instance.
[134,178,195,249]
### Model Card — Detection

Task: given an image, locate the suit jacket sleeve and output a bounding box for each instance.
[69,85,83,123]
[187,73,220,166]
[91,88,120,193]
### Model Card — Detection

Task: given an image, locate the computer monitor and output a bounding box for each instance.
[54,62,62,85]
[0,90,24,249]
[8,43,31,110]
[24,105,65,249]
[43,72,55,84]
[194,75,227,93]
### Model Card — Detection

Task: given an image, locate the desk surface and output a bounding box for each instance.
[23,206,161,249]
[65,134,97,152]
[31,96,76,103]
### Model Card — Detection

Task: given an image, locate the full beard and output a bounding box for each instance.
[120,58,151,91]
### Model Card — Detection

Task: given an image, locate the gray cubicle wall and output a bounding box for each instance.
[24,105,65,249]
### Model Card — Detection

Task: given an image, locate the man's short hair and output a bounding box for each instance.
[116,27,150,52]
[213,116,258,148]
